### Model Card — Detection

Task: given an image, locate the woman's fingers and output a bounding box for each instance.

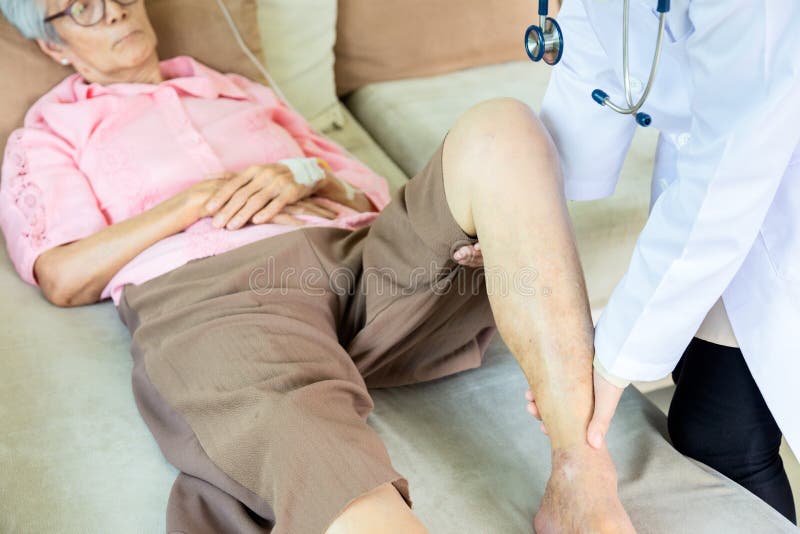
[291,199,338,219]
[453,242,484,267]
[205,169,257,215]
[213,180,275,229]
[205,165,341,229]
[253,191,294,224]
[271,212,307,227]
[221,186,280,229]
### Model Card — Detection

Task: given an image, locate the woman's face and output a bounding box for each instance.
[37,0,158,82]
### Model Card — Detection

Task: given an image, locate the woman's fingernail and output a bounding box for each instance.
[206,201,219,211]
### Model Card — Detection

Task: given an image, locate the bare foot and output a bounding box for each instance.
[534,445,636,534]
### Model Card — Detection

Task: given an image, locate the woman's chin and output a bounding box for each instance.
[117,39,158,69]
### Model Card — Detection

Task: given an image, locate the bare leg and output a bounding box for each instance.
[324,482,429,534]
[442,97,634,533]
[326,96,633,533]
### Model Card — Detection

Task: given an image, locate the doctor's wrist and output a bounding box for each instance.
[593,357,631,389]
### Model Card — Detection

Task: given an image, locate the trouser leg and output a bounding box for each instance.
[668,337,796,524]
[303,134,498,391]
[118,230,411,534]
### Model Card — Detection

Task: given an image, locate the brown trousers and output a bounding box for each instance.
[117,134,497,533]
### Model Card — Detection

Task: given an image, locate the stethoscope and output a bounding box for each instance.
[525,0,671,127]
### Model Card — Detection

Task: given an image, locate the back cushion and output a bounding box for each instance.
[334,0,556,96]
[256,0,342,130]
[0,0,267,153]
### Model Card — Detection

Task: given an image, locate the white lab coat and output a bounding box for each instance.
[538,0,800,453]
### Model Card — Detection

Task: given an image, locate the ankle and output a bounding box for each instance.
[550,443,618,485]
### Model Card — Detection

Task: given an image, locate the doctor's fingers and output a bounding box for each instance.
[524,389,542,419]
[525,389,553,436]
[524,394,548,435]
[587,370,625,449]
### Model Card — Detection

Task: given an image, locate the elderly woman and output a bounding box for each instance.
[0,1,635,533]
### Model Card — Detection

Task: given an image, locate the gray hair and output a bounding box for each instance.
[1,0,63,43]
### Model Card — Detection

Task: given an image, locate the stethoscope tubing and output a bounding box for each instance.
[527,0,671,127]
[602,0,667,115]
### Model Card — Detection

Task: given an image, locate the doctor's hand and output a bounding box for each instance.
[524,368,625,448]
[587,370,625,448]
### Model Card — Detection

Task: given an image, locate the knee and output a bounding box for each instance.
[667,405,783,483]
[455,97,547,145]
[445,97,560,186]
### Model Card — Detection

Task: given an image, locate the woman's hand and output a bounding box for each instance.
[199,164,332,230]
[182,170,337,228]
[453,242,483,267]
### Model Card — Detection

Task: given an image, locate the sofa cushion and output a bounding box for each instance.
[0,0,267,152]
[344,60,658,310]
[321,103,410,195]
[256,0,343,130]
[334,0,544,96]
[0,230,795,533]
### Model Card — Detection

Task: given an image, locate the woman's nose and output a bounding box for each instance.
[105,1,129,24]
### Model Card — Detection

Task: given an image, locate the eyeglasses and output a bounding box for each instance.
[44,0,138,27]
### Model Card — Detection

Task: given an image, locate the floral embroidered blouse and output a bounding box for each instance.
[0,56,391,306]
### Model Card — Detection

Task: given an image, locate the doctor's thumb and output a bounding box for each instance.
[587,417,609,449]
[587,374,625,449]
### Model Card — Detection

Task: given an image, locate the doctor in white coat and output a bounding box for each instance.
[527,0,800,523]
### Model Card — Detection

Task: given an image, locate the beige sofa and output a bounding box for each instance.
[0,1,797,532]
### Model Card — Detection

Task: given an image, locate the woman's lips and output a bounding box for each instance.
[114,29,142,47]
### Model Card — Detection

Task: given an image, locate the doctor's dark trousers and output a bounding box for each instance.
[669,337,797,524]
[116,135,498,534]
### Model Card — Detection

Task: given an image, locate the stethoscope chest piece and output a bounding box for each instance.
[525,16,563,65]
[525,0,670,128]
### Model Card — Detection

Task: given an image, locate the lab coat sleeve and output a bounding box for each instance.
[593,0,800,381]
[538,0,637,201]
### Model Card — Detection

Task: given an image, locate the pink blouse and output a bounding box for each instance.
[0,56,391,306]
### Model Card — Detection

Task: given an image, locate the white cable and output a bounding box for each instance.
[214,0,289,104]
[214,0,367,197]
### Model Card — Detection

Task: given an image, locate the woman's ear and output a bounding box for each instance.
[35,38,70,66]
